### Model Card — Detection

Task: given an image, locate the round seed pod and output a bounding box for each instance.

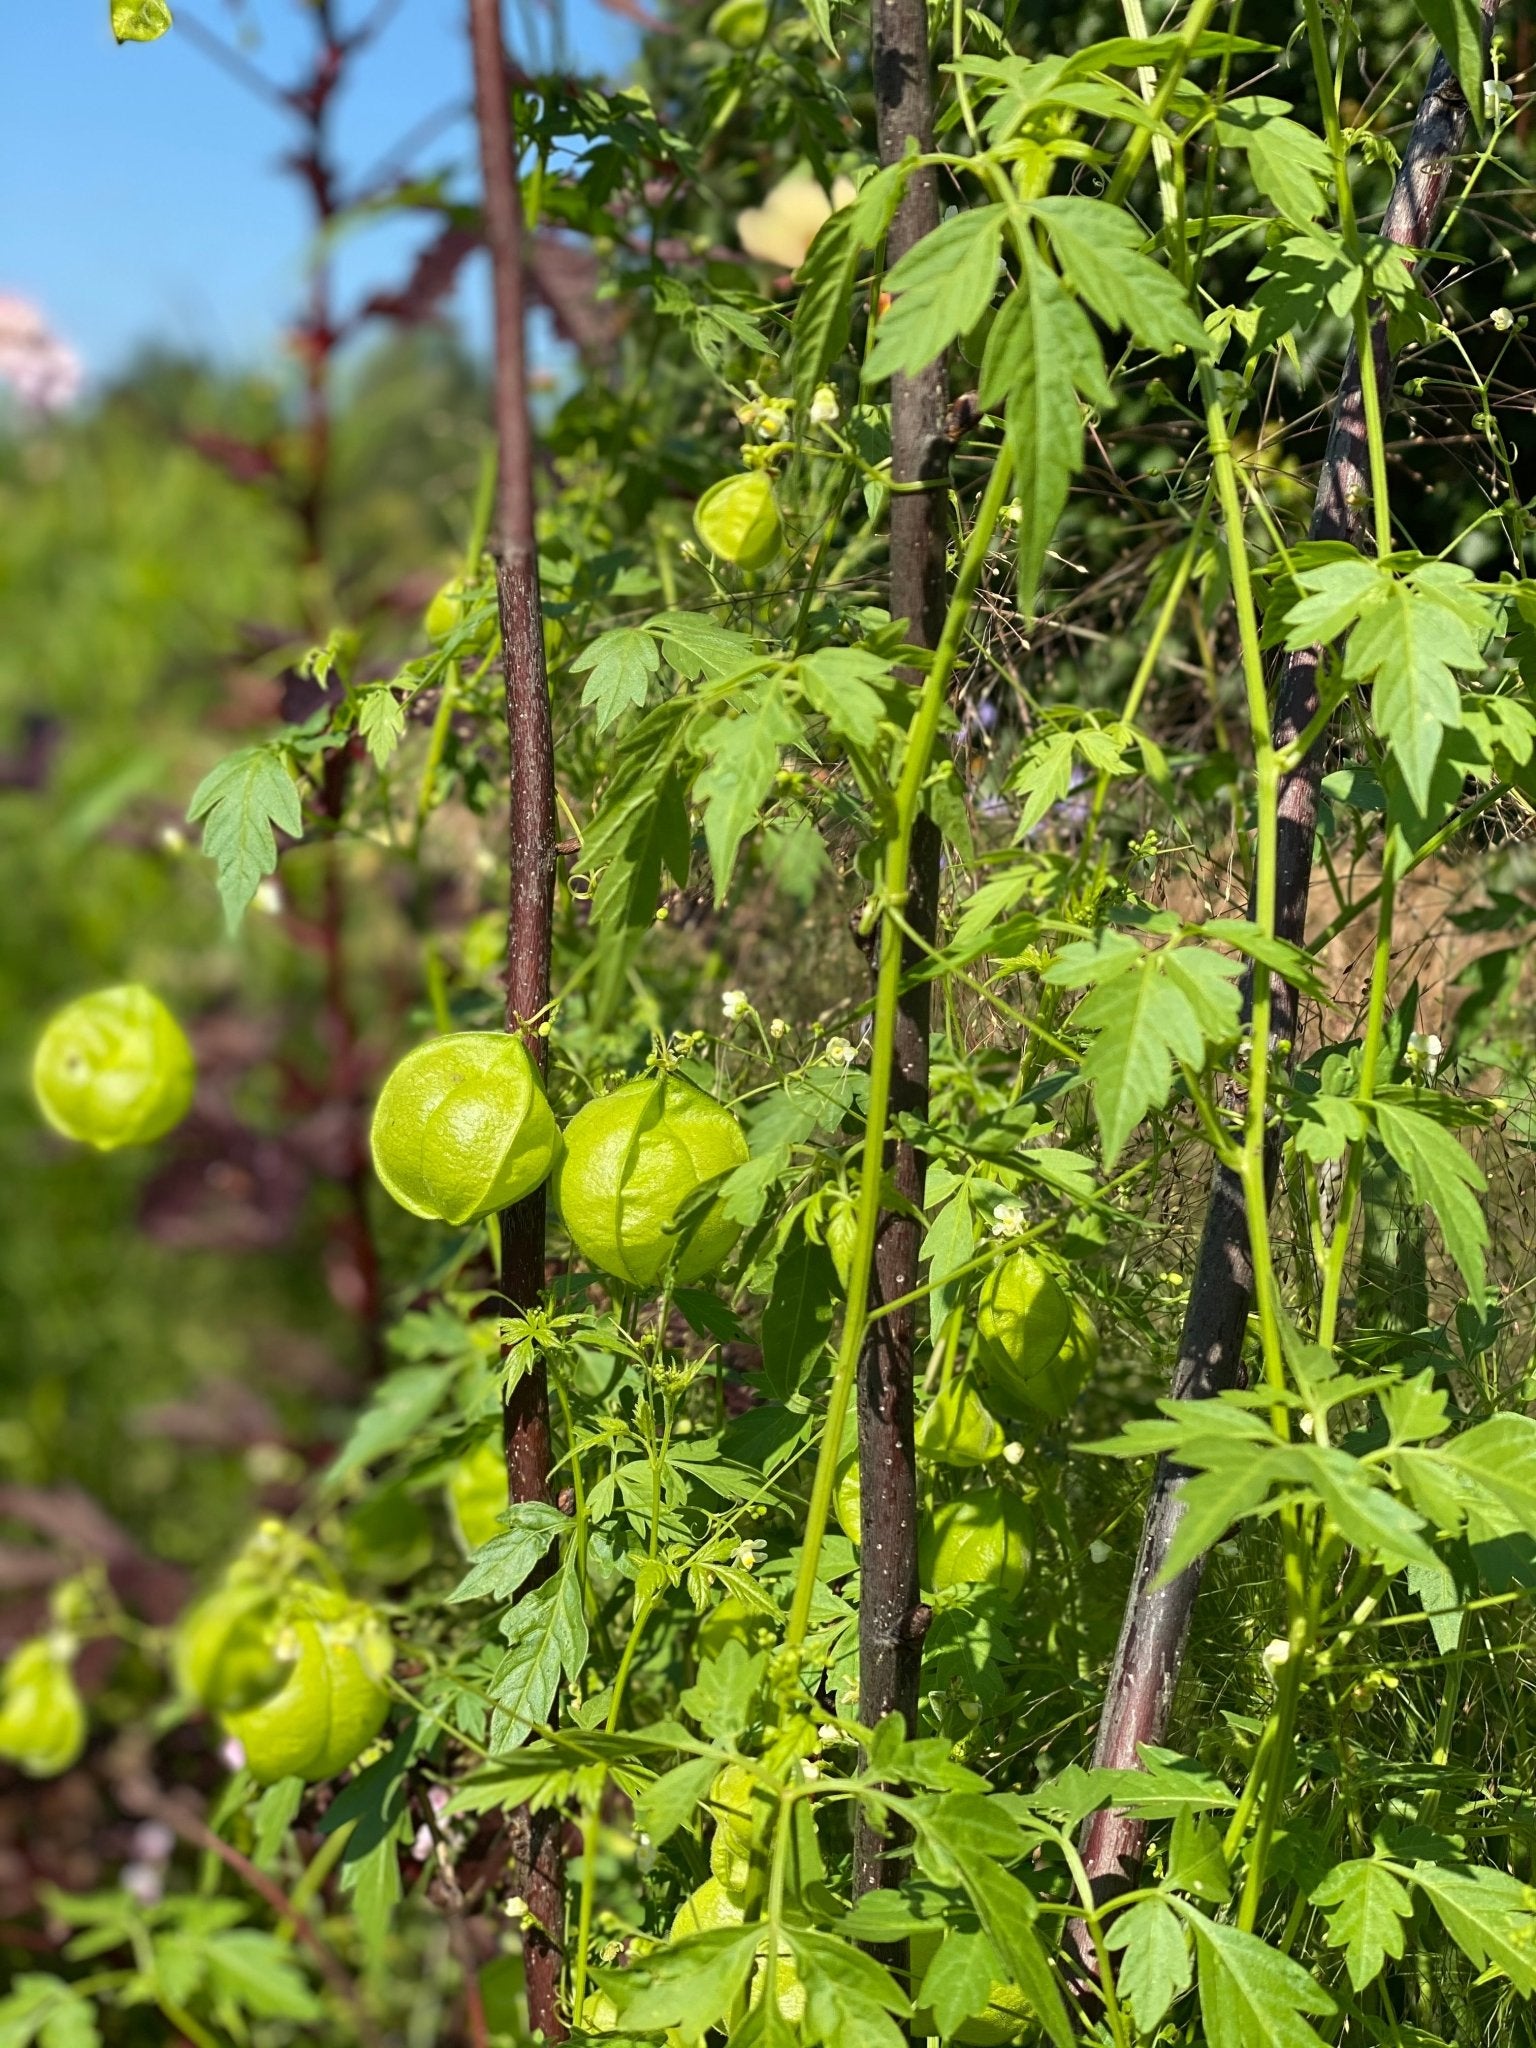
[32,985,195,1151]
[555,1073,748,1288]
[693,473,782,571]
[370,1031,559,1227]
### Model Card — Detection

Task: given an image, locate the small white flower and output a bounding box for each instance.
[823,1035,859,1067]
[1002,1440,1026,1467]
[1088,1539,1112,1565]
[817,1723,840,1747]
[809,384,839,425]
[1299,1412,1316,1438]
[1485,77,1513,120]
[1407,1030,1444,1078]
[1002,499,1024,526]
[252,879,284,916]
[757,408,787,441]
[1492,306,1515,332]
[1261,1637,1291,1678]
[121,1861,165,1907]
[220,1736,247,1772]
[158,824,186,855]
[734,1538,767,1571]
[991,1200,1027,1240]
[721,988,751,1021]
[769,1016,789,1040]
[636,1833,657,1874]
[506,1895,528,1923]
[800,1759,821,1781]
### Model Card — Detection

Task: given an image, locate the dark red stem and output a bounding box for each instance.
[854,0,949,1945]
[467,0,564,2036]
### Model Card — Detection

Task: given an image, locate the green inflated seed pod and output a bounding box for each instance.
[32,985,195,1151]
[370,1032,559,1227]
[554,1073,748,1288]
[693,473,782,570]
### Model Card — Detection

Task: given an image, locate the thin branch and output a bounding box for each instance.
[173,9,291,107]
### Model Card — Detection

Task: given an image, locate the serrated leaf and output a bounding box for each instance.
[449,1501,569,1603]
[760,1227,838,1401]
[915,1930,1005,2037]
[1374,1099,1487,1307]
[791,169,904,407]
[1410,1859,1536,1992]
[633,1753,720,1848]
[695,688,802,902]
[0,1977,102,2048]
[865,207,1005,383]
[1188,1913,1335,2048]
[1214,99,1332,221]
[980,251,1105,616]
[1294,1443,1439,1570]
[1311,1860,1413,1990]
[203,1931,322,2021]
[187,744,303,932]
[324,1366,453,1486]
[1412,0,1485,125]
[1031,197,1212,356]
[1050,939,1242,1166]
[797,646,892,751]
[1104,1899,1191,2032]
[489,1559,587,1750]
[573,626,661,731]
[357,688,406,768]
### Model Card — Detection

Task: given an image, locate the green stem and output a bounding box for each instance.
[783,447,1016,1659]
[570,1799,601,2021]
[1106,0,1220,209]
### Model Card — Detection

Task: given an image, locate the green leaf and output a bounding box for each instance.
[449,1501,570,1603]
[633,1753,721,1848]
[1410,1859,1536,1992]
[1412,0,1485,124]
[573,627,661,731]
[187,744,303,932]
[1374,1099,1488,1307]
[325,1366,453,1486]
[679,1639,767,1741]
[203,1931,322,2022]
[605,1927,759,2036]
[1400,1413,1536,1545]
[1214,99,1332,221]
[761,1227,839,1400]
[1350,586,1479,810]
[1168,1808,1231,1903]
[1188,1913,1335,2048]
[1031,197,1212,356]
[1104,1899,1191,2032]
[112,0,172,40]
[791,170,904,408]
[1294,1443,1439,1570]
[797,646,893,752]
[915,1930,1005,2037]
[865,207,1005,383]
[1047,937,1242,1165]
[979,250,1105,616]
[357,688,406,769]
[489,1558,588,1750]
[0,1977,102,2048]
[1311,1859,1413,1990]
[250,1775,304,1868]
[1157,1456,1277,1582]
[649,611,761,682]
[695,688,802,902]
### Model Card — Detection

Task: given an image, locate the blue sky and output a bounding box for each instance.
[4,1,639,381]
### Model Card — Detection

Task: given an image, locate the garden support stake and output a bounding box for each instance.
[467,0,564,2033]
[1078,2,1500,1911]
[854,0,951,1945]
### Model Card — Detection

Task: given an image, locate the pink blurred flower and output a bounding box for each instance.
[0,296,83,412]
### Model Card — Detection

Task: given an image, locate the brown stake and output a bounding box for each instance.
[466,0,564,2036]
[854,0,950,1945]
[1078,9,1498,1913]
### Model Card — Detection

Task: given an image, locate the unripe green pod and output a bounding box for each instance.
[424,574,497,649]
[555,1073,748,1288]
[973,1249,1076,1421]
[918,1371,1004,1467]
[32,985,195,1151]
[0,1638,87,1779]
[446,1434,507,1553]
[919,1490,1031,1600]
[709,0,769,45]
[693,473,782,570]
[174,1584,288,1715]
[222,1588,393,1786]
[370,1032,560,1227]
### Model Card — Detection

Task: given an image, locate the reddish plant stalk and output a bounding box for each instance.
[466,0,564,2036]
[854,0,950,1932]
[1078,13,1496,1906]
